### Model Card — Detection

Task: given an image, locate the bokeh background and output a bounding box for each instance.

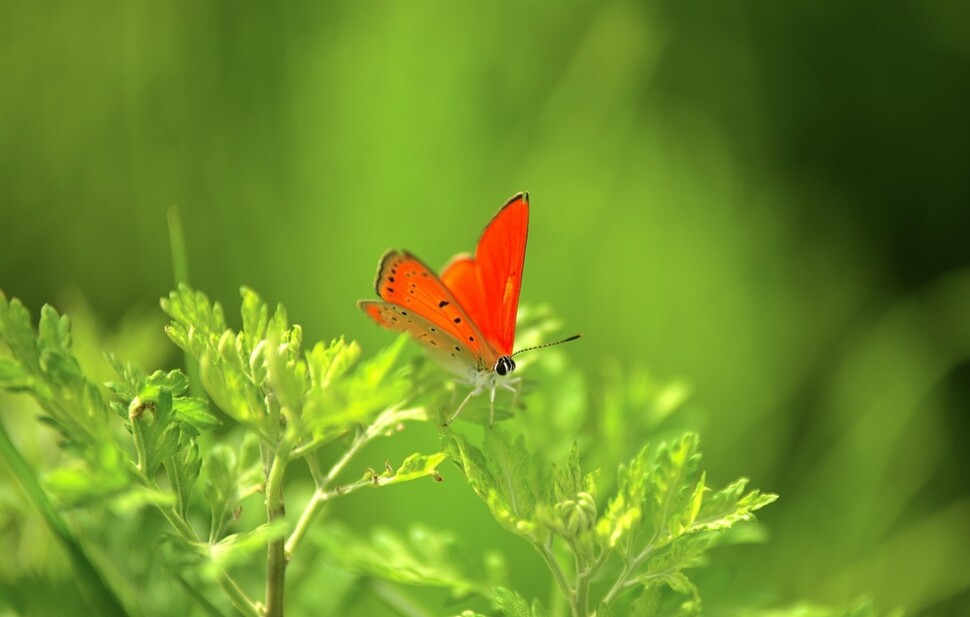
[2,2,969,616]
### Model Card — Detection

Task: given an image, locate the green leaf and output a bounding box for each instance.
[204,520,289,579]
[647,434,703,544]
[240,286,269,349]
[0,293,41,370]
[445,428,551,542]
[315,524,499,599]
[265,319,306,415]
[302,335,411,437]
[198,341,267,433]
[371,451,449,487]
[597,442,652,550]
[132,390,179,476]
[494,587,546,617]
[627,585,661,617]
[1,295,124,492]
[689,478,778,534]
[203,436,262,541]
[0,356,34,391]
[164,434,201,518]
[171,396,220,431]
[44,444,130,506]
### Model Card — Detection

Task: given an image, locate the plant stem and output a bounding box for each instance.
[284,425,372,557]
[218,572,262,617]
[536,541,574,613]
[569,540,591,617]
[263,452,288,617]
[284,475,373,558]
[368,579,434,617]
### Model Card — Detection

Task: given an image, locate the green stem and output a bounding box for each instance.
[536,541,574,613]
[0,422,131,617]
[145,474,260,617]
[305,453,326,488]
[284,476,373,558]
[217,572,262,617]
[284,426,371,558]
[569,541,591,617]
[129,400,150,474]
[263,452,288,617]
[368,579,433,617]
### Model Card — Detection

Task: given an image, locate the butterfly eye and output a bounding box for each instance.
[495,356,515,376]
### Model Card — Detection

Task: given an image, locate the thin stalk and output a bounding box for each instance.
[0,423,131,617]
[368,579,434,617]
[217,572,262,617]
[284,475,374,558]
[263,452,289,617]
[284,426,371,557]
[166,205,203,398]
[128,454,259,616]
[568,539,591,617]
[536,541,573,610]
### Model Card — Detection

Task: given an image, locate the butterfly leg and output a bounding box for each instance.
[444,387,479,427]
[502,377,521,410]
[489,385,498,426]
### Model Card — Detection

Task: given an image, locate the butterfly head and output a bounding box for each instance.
[494,355,516,377]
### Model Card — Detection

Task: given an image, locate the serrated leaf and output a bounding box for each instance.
[164,435,201,518]
[0,294,41,369]
[38,304,72,351]
[265,321,306,414]
[303,336,410,435]
[597,443,652,550]
[204,520,289,578]
[171,397,220,431]
[445,429,548,541]
[199,346,266,432]
[688,478,778,534]
[44,444,130,506]
[647,434,702,545]
[494,587,546,617]
[553,442,583,502]
[240,287,269,349]
[316,524,498,599]
[628,585,661,617]
[203,436,261,541]
[1,295,115,450]
[376,451,448,486]
[0,357,34,391]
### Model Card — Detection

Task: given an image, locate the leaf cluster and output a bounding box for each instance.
[1,287,448,617]
[445,429,777,617]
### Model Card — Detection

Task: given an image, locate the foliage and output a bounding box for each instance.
[443,429,776,617]
[0,287,446,617]
[1,287,892,617]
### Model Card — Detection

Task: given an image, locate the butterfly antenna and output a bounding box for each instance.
[511,334,583,357]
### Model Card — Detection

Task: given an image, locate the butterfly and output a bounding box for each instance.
[359,192,580,425]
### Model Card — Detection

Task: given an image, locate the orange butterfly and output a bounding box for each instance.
[359,192,579,425]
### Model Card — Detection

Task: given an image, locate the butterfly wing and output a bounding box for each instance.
[358,300,480,376]
[361,249,498,370]
[441,192,529,356]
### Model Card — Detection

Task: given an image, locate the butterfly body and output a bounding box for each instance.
[359,192,531,424]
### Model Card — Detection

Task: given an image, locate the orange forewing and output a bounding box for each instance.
[359,300,479,374]
[441,192,529,356]
[368,250,497,368]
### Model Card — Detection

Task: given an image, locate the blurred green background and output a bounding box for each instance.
[2,1,969,616]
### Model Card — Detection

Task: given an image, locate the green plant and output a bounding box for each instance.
[1,287,888,617]
[1,287,445,617]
